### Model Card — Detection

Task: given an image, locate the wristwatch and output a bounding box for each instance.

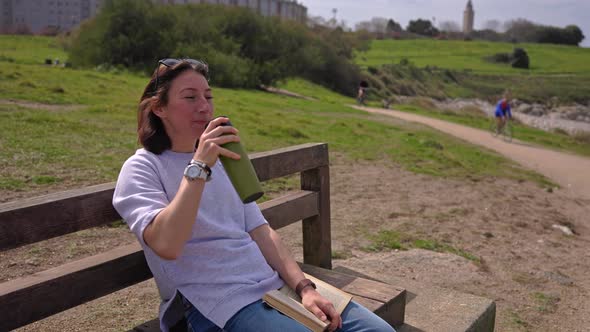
[183,160,211,182]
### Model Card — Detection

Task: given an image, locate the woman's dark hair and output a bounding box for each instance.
[137,60,209,154]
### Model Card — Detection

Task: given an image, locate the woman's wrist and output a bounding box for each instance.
[295,278,317,297]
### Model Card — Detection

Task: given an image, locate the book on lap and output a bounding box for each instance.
[262,273,353,332]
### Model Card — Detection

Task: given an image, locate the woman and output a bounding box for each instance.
[113,59,395,332]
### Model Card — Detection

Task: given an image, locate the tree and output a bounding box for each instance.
[438,20,460,32]
[483,19,502,32]
[407,19,439,36]
[69,0,174,68]
[386,19,402,33]
[564,25,585,45]
[504,19,585,46]
[504,18,538,42]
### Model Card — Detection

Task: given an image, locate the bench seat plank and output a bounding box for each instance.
[301,264,406,327]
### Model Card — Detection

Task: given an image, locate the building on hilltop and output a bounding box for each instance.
[0,0,103,34]
[463,0,474,35]
[0,0,306,35]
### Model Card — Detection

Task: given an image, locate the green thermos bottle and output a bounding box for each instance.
[218,119,264,203]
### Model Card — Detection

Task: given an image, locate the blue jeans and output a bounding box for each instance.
[182,295,395,332]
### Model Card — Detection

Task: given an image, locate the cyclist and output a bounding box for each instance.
[494,94,512,134]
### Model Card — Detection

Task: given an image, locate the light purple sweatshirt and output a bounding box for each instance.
[112,149,284,331]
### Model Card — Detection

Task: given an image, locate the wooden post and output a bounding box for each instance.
[301,164,331,269]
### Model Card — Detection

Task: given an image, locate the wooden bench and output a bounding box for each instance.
[0,143,406,331]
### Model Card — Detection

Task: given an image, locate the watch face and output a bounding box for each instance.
[187,165,201,178]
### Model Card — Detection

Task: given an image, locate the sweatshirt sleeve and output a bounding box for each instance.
[243,201,268,233]
[112,155,169,248]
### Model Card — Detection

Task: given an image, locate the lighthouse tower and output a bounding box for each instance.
[463,0,474,35]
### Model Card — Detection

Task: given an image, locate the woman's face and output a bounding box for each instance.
[155,70,214,147]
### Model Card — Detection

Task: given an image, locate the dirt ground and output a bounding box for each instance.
[2,151,589,332]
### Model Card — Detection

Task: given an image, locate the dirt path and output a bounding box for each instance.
[357,106,590,200]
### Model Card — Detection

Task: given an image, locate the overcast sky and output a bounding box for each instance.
[298,0,589,47]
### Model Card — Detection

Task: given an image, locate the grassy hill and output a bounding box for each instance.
[353,39,590,105]
[356,39,590,75]
[0,35,555,197]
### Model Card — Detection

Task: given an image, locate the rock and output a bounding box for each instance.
[548,96,560,108]
[552,224,574,236]
[543,271,574,286]
[511,98,522,107]
[25,259,40,266]
[517,104,532,114]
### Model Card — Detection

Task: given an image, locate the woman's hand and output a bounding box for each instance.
[301,288,342,331]
[193,117,241,167]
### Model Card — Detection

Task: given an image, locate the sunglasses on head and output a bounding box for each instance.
[153,58,208,94]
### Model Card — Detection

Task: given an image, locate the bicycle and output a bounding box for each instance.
[489,117,513,142]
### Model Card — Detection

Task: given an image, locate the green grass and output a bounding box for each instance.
[507,310,531,330]
[362,230,481,264]
[278,78,352,105]
[395,103,590,158]
[356,39,590,75]
[0,35,68,65]
[532,292,559,313]
[0,35,554,196]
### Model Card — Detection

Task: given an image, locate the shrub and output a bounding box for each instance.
[488,53,511,63]
[512,48,530,69]
[67,1,362,94]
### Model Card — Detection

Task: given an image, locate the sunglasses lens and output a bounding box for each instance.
[160,58,180,67]
[186,59,203,66]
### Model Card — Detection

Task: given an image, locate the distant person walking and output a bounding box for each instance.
[357,81,369,106]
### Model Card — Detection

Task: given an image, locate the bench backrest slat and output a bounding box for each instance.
[250,143,329,181]
[0,143,329,251]
[0,244,148,332]
[0,183,117,251]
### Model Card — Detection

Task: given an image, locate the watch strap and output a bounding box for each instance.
[189,159,212,177]
[295,278,316,297]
